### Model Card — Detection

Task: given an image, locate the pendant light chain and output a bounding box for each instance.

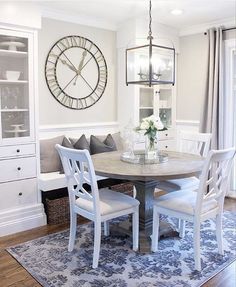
[148,0,153,40]
[125,0,175,86]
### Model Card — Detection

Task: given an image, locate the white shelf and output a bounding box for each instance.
[0,49,27,58]
[0,80,28,84]
[1,109,29,112]
[139,107,153,109]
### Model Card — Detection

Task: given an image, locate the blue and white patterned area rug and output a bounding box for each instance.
[7,212,236,287]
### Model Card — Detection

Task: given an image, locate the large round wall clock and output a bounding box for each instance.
[45,35,108,110]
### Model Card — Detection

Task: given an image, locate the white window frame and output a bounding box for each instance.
[224,39,236,197]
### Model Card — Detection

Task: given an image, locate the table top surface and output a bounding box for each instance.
[92,150,204,181]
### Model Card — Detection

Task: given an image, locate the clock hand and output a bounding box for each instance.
[58,58,77,73]
[78,51,87,74]
[73,50,87,85]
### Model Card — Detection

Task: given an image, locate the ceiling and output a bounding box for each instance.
[37,0,235,31]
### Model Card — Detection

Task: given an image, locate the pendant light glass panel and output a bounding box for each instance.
[126,44,175,86]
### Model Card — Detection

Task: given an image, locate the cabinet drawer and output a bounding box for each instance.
[158,140,176,151]
[0,144,36,158]
[0,178,38,210]
[159,129,175,140]
[0,157,37,183]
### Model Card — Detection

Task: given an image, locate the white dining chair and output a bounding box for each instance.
[56,144,140,269]
[156,131,212,192]
[151,147,236,271]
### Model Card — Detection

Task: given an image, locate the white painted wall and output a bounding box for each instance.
[177,29,235,125]
[38,18,117,126]
[177,33,208,122]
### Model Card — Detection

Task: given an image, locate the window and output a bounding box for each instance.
[224,39,236,196]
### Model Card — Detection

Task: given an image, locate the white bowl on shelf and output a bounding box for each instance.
[6,71,21,81]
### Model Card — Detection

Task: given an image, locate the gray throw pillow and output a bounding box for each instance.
[74,134,90,152]
[40,135,64,173]
[90,134,117,155]
[62,136,74,149]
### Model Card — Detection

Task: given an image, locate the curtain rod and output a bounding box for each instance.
[204,27,236,35]
[223,27,236,32]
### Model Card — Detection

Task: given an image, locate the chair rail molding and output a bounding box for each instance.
[176,119,200,131]
[39,121,119,139]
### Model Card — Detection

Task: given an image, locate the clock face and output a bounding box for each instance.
[45,35,108,109]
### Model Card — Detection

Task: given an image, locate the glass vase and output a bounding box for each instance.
[145,134,158,159]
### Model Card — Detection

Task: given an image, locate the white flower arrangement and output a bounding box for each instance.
[136,115,165,149]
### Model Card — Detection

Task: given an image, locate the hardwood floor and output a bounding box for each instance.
[0,198,235,287]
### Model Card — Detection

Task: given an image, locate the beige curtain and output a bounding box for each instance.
[200,28,223,149]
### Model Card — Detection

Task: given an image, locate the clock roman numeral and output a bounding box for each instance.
[79,37,87,48]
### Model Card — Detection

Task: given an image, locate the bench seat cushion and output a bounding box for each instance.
[39,172,106,192]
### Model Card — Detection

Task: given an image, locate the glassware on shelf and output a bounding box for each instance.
[12,87,20,109]
[4,124,27,137]
[160,111,168,128]
[2,87,10,109]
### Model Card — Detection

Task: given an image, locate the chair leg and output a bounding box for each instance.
[179,219,186,238]
[151,206,160,252]
[68,211,77,252]
[216,213,223,255]
[103,221,110,236]
[193,221,201,271]
[132,207,139,251]
[93,221,101,269]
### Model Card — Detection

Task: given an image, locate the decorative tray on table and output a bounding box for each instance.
[120,151,168,164]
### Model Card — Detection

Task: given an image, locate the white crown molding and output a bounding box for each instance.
[41,7,117,31]
[179,17,235,36]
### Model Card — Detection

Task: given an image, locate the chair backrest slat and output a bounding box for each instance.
[56,144,101,217]
[179,131,212,157]
[196,147,236,212]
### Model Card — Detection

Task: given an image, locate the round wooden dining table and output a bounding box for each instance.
[92,150,204,251]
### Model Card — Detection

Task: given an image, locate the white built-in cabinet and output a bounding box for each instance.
[136,84,176,151]
[0,26,46,236]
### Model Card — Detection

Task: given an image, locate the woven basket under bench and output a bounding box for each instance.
[46,196,70,225]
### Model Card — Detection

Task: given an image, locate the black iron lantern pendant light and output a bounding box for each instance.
[126,0,175,87]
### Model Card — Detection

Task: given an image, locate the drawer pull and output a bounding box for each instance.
[165,145,168,148]
[16,149,20,153]
[18,192,23,196]
[17,167,21,171]
[165,133,168,136]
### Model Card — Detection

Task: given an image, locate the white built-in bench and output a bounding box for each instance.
[38,123,121,193]
[38,171,106,192]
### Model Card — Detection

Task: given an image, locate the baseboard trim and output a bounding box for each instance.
[0,204,47,237]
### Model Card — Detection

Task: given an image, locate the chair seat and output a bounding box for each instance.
[154,189,218,215]
[76,188,140,216]
[156,177,199,192]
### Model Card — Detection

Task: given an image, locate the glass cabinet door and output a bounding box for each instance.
[0,30,34,143]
